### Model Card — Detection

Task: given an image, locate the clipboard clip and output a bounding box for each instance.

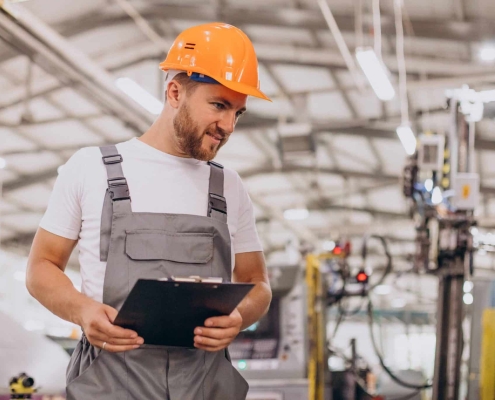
[163,275,224,283]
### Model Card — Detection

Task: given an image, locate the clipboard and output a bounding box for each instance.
[114,278,255,348]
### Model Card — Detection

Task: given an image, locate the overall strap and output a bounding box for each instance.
[99,145,131,261]
[207,161,227,223]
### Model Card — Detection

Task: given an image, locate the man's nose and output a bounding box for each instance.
[217,112,237,135]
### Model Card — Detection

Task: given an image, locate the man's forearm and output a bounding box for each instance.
[26,260,93,326]
[236,281,272,330]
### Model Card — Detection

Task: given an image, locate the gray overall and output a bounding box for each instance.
[66,145,249,400]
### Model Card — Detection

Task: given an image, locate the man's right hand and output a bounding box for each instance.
[79,301,144,353]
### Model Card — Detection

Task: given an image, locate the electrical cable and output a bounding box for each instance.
[394,0,410,126]
[372,0,382,60]
[367,298,433,390]
[361,234,393,289]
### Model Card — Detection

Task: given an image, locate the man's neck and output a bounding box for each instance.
[138,114,190,158]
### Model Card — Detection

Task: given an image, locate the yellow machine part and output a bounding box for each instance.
[9,382,35,394]
[306,254,325,400]
[480,308,495,400]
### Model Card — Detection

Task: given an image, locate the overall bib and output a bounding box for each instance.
[66,145,249,400]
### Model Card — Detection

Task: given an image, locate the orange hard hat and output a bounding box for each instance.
[159,22,271,101]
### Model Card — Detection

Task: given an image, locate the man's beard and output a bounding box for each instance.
[173,103,226,161]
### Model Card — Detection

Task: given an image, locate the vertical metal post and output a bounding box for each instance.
[432,261,465,400]
[432,103,472,400]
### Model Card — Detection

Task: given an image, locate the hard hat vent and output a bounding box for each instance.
[185,43,196,50]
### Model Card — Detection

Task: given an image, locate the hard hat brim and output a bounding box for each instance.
[160,63,272,102]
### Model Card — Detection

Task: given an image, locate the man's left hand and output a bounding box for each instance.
[194,308,243,352]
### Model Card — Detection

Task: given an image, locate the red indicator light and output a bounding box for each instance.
[356,272,368,283]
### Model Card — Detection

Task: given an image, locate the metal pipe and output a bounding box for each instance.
[316,0,365,91]
[0,4,154,134]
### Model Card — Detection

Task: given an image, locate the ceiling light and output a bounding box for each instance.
[374,284,392,295]
[115,77,163,115]
[432,186,443,205]
[480,46,495,62]
[463,293,474,305]
[463,281,474,293]
[355,47,395,101]
[322,240,336,252]
[284,208,309,221]
[396,124,416,155]
[0,157,6,169]
[424,179,433,192]
[391,298,406,308]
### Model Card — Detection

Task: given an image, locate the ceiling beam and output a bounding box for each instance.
[56,4,495,44]
[0,5,154,133]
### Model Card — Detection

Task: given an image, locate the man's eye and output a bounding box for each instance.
[236,111,244,118]
[213,103,225,110]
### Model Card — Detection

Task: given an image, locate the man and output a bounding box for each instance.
[26,22,272,400]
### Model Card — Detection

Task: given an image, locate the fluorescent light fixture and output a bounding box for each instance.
[374,284,392,295]
[391,298,406,309]
[355,47,395,101]
[463,281,474,293]
[396,124,416,155]
[284,208,309,221]
[463,293,474,305]
[0,157,6,169]
[480,46,495,62]
[322,240,336,252]
[424,179,433,192]
[432,186,443,205]
[116,77,163,115]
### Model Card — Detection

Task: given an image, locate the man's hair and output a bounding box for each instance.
[165,72,202,101]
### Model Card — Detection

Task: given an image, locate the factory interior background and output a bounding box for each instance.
[1,0,495,399]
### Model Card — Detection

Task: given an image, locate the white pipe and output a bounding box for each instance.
[0,4,154,131]
[316,0,365,91]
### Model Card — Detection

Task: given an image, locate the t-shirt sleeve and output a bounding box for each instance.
[233,174,263,254]
[39,149,85,240]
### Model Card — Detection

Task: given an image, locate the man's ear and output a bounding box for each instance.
[166,80,183,109]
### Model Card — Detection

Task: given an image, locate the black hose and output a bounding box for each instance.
[367,299,433,390]
[361,234,393,289]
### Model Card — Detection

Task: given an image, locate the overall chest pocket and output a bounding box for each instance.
[125,230,214,264]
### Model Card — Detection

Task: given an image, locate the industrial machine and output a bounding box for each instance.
[403,85,483,400]
[231,244,373,400]
[230,262,320,399]
[9,373,36,399]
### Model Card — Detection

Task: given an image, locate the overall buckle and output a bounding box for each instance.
[102,154,123,165]
[108,177,130,201]
[209,193,227,215]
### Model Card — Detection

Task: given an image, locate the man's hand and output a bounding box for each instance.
[79,300,144,353]
[193,308,243,352]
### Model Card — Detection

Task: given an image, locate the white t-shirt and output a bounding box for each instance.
[40,138,262,303]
